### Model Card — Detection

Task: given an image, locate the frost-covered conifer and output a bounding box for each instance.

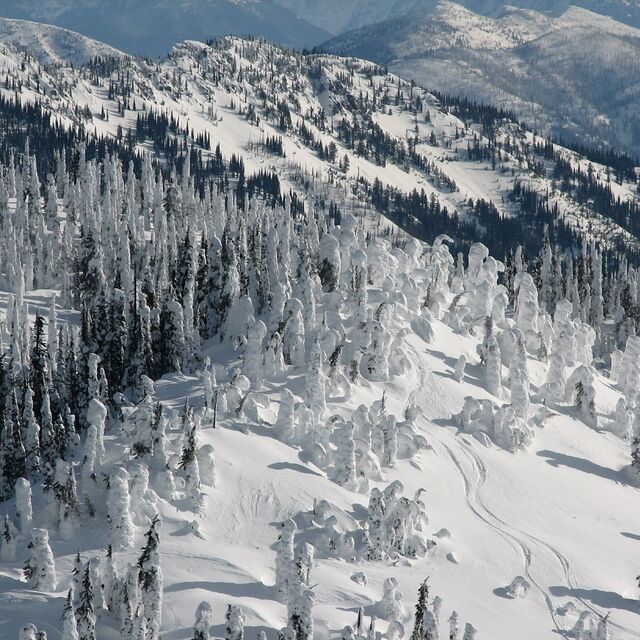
[193,601,213,640]
[381,416,398,468]
[333,422,358,490]
[448,612,459,640]
[264,331,286,378]
[462,624,477,640]
[86,398,107,467]
[612,398,632,440]
[76,564,96,640]
[283,299,306,367]
[88,556,105,612]
[566,366,597,428]
[130,464,158,526]
[485,336,502,398]
[366,489,386,560]
[509,365,530,423]
[102,545,119,613]
[375,577,405,621]
[15,477,33,533]
[197,445,217,488]
[179,406,204,512]
[319,233,341,292]
[596,615,610,640]
[52,460,80,534]
[275,519,297,602]
[305,340,327,420]
[137,515,163,640]
[0,513,17,561]
[20,624,38,640]
[22,388,41,478]
[276,389,297,444]
[424,610,439,640]
[410,579,429,640]
[365,318,391,382]
[290,589,315,640]
[226,604,245,640]
[453,356,466,383]
[107,467,135,550]
[24,528,56,591]
[243,319,267,389]
[62,587,79,640]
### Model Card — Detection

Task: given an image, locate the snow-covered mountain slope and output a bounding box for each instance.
[323,2,640,155]
[0,25,638,262]
[0,18,128,66]
[0,149,639,640]
[0,20,639,640]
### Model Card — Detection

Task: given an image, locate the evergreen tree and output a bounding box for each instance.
[76,564,96,640]
[137,515,163,639]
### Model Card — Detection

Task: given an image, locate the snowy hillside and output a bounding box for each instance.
[0,25,638,259]
[323,2,640,155]
[0,18,128,67]
[0,22,639,640]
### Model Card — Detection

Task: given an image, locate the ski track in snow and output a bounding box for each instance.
[438,438,567,637]
[403,339,571,637]
[459,442,637,636]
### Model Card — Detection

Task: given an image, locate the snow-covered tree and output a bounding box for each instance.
[375,577,406,621]
[0,513,17,561]
[410,579,429,640]
[225,604,245,640]
[193,601,213,640]
[24,528,56,591]
[15,477,33,533]
[243,319,267,389]
[275,519,297,603]
[448,612,460,640]
[137,515,163,640]
[462,623,477,640]
[76,564,96,640]
[107,467,135,550]
[453,356,466,383]
[61,587,79,640]
[367,488,387,561]
[485,336,502,398]
[305,340,327,420]
[333,422,358,491]
[276,389,297,444]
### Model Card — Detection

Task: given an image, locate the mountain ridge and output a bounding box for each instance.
[322,2,640,155]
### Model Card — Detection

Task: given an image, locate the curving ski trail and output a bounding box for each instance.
[438,438,567,637]
[458,441,637,637]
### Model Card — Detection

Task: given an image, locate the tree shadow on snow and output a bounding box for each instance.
[492,586,514,599]
[164,579,274,600]
[425,348,462,371]
[549,586,639,613]
[268,461,323,477]
[536,449,629,486]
